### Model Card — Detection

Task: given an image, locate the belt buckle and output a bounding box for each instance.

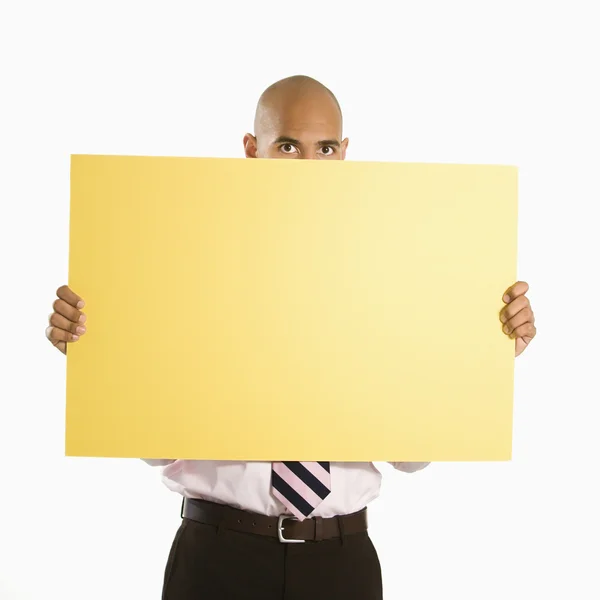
[277,515,305,544]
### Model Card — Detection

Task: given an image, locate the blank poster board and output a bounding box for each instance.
[66,155,517,461]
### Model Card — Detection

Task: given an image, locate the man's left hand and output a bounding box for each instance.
[500,281,536,357]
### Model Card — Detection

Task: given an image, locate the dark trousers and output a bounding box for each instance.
[162,517,384,600]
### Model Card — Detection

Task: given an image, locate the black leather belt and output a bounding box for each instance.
[181,498,368,543]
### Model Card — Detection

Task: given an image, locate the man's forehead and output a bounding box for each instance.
[270,120,340,140]
[255,88,342,141]
[259,110,342,142]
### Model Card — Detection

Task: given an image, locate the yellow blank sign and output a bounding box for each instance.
[66,156,517,461]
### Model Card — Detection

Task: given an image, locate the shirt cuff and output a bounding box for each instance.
[389,462,431,473]
[141,458,177,467]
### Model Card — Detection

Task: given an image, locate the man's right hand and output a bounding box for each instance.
[46,285,87,355]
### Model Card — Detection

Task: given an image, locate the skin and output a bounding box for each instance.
[46,75,537,357]
[243,75,348,160]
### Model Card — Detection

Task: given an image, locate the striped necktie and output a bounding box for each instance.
[271,461,331,521]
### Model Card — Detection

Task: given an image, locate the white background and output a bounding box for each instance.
[1,1,599,598]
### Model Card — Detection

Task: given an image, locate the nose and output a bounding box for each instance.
[299,150,318,160]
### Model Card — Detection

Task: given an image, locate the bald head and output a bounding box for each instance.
[253,75,342,133]
[244,75,348,160]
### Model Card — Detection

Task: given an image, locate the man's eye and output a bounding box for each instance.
[281,144,297,153]
[320,146,334,155]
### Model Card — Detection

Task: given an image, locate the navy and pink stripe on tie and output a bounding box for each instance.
[271,461,332,520]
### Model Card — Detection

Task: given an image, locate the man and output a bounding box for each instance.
[46,75,537,599]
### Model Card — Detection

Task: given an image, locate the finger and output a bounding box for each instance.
[53,298,86,324]
[510,322,536,340]
[46,327,67,355]
[499,295,530,323]
[50,338,67,355]
[503,281,529,304]
[49,312,87,336]
[502,307,534,335]
[56,285,85,309]
[46,325,80,343]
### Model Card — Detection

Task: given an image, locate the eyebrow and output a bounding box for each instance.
[318,139,341,148]
[273,136,301,146]
[273,136,341,147]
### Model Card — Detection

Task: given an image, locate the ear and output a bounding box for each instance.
[243,133,258,158]
[341,138,349,160]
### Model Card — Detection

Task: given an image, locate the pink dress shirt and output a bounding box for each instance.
[144,460,430,518]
